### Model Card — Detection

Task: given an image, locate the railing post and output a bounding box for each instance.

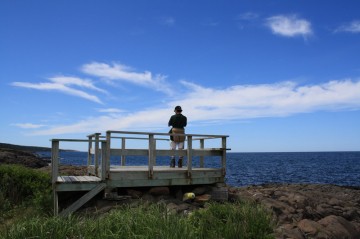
[51,140,59,216]
[121,138,126,166]
[200,138,204,168]
[106,131,111,179]
[94,133,101,176]
[148,134,155,178]
[187,135,193,177]
[221,137,227,176]
[87,135,93,175]
[51,140,59,184]
[101,141,107,181]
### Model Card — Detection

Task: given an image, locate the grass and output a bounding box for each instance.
[2,202,274,239]
[0,164,275,239]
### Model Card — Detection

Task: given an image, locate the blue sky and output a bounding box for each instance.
[1,0,360,152]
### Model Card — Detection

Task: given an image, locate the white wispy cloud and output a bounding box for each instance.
[335,20,360,33]
[30,79,360,135]
[49,76,108,94]
[12,123,46,129]
[81,62,173,95]
[178,79,360,120]
[11,76,105,104]
[266,14,312,38]
[97,108,125,113]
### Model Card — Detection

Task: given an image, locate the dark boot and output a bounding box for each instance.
[178,157,183,168]
[170,157,175,168]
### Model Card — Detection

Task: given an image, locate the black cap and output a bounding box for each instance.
[174,106,182,112]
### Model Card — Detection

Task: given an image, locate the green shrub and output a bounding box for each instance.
[0,164,52,213]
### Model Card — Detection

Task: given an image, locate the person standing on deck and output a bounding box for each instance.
[168,106,187,168]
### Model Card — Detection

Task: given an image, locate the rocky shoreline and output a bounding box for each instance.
[0,148,50,168]
[230,184,360,239]
[1,147,360,238]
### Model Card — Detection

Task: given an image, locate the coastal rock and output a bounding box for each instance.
[192,186,210,195]
[0,148,48,168]
[194,194,211,203]
[149,186,170,196]
[233,184,360,239]
[297,219,328,238]
[276,223,305,239]
[127,189,143,199]
[166,202,178,214]
[318,215,360,239]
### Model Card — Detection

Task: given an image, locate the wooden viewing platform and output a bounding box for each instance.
[51,130,230,216]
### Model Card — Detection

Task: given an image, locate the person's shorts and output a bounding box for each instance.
[171,128,185,142]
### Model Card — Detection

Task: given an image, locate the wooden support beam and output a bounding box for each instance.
[148,134,155,178]
[53,190,59,216]
[106,131,111,179]
[87,136,92,175]
[59,183,106,217]
[51,140,59,184]
[52,140,60,216]
[221,137,227,176]
[51,140,60,216]
[101,141,107,181]
[94,133,100,176]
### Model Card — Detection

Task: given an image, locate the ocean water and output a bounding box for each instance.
[39,151,360,187]
[226,152,360,187]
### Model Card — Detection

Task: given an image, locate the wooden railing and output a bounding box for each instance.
[104,131,229,178]
[51,130,229,183]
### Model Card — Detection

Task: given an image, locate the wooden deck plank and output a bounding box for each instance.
[69,176,79,182]
[57,176,64,183]
[87,176,101,182]
[57,176,101,183]
[56,166,222,189]
[76,176,89,182]
[57,167,219,182]
[83,176,94,181]
[61,176,73,183]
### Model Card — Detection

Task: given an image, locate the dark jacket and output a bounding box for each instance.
[168,114,187,129]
